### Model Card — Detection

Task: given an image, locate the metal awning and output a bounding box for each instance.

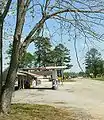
[19,71,40,78]
[17,72,27,76]
[20,66,67,71]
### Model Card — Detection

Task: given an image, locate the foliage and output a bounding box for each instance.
[20,52,34,68]
[85,48,104,78]
[48,44,72,68]
[6,39,72,68]
[64,72,71,79]
[34,37,52,67]
[78,72,86,77]
[92,77,104,81]
[64,72,78,78]
[64,71,86,78]
[6,43,35,68]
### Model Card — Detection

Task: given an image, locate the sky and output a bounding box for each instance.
[2,0,104,72]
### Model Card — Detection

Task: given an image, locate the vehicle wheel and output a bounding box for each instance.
[52,84,58,90]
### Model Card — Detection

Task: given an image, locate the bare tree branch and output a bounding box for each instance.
[44,0,50,12]
[49,9,104,18]
[74,13,84,72]
[2,0,12,20]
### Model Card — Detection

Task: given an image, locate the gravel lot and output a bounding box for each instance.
[12,78,104,120]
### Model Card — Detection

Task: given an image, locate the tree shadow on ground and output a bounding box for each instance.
[29,87,53,91]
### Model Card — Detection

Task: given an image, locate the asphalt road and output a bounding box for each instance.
[12,78,104,120]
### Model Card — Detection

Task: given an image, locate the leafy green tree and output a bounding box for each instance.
[46,44,72,77]
[6,43,35,68]
[96,60,104,76]
[20,52,34,68]
[78,71,85,77]
[48,44,72,68]
[34,37,52,67]
[65,72,78,78]
[64,72,71,79]
[85,48,103,78]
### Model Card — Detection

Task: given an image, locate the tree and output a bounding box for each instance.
[0,0,12,113]
[85,48,103,78]
[1,0,104,114]
[97,60,104,76]
[47,43,72,77]
[64,72,78,78]
[0,0,31,113]
[34,37,52,67]
[19,52,34,68]
[6,42,35,68]
[64,72,71,79]
[48,44,72,67]
[78,71,85,77]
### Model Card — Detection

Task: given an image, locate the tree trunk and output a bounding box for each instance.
[0,0,30,114]
[93,73,97,78]
[1,69,17,113]
[0,21,3,98]
[0,36,20,113]
[0,0,46,114]
[0,20,3,114]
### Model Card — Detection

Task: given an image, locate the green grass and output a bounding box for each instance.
[92,77,104,81]
[0,104,78,120]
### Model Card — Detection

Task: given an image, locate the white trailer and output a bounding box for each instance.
[19,66,67,90]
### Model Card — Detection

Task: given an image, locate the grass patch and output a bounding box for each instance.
[0,104,77,120]
[91,77,104,81]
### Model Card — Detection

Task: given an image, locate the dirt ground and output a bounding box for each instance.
[12,78,104,120]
